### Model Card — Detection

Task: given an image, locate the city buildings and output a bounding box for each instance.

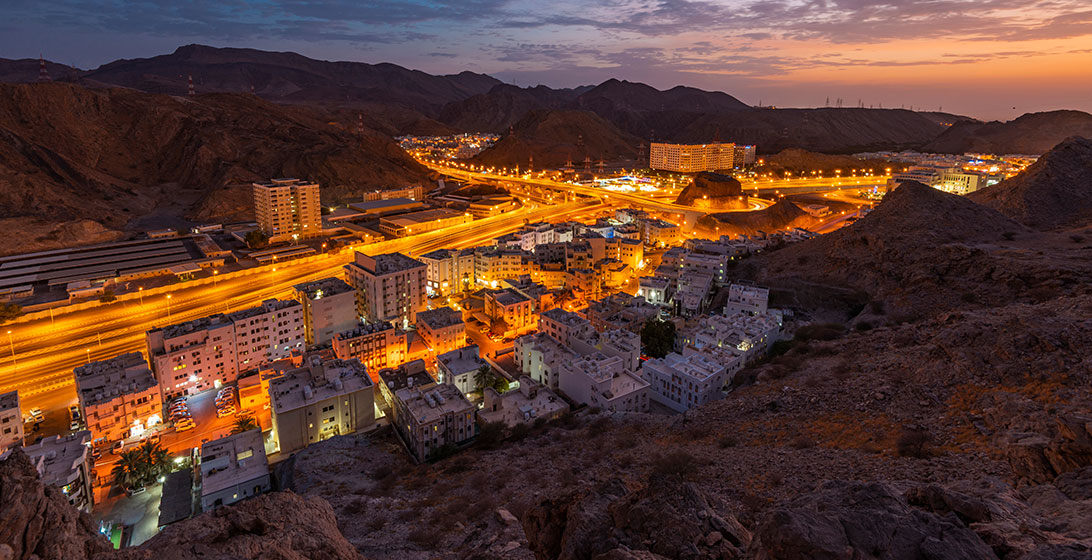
[558,353,650,413]
[292,278,358,346]
[733,144,757,166]
[642,219,680,247]
[479,376,570,427]
[74,353,163,447]
[390,382,476,461]
[0,390,22,450]
[22,430,95,512]
[378,208,473,238]
[484,288,535,336]
[332,322,408,374]
[638,276,672,307]
[416,306,466,356]
[474,247,530,288]
[362,185,426,201]
[650,142,735,172]
[539,308,595,348]
[252,178,321,243]
[419,248,475,297]
[344,251,427,328]
[437,345,487,397]
[376,359,432,410]
[642,352,730,412]
[199,429,270,512]
[677,311,782,365]
[269,356,375,454]
[513,332,577,390]
[146,299,305,398]
[724,284,770,315]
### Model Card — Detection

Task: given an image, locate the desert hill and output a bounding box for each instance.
[968,136,1092,230]
[739,180,1092,317]
[0,82,430,254]
[0,57,79,83]
[924,110,1092,154]
[698,199,821,237]
[438,83,590,132]
[470,109,641,169]
[675,171,749,211]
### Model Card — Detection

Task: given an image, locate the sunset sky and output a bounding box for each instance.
[3,0,1091,120]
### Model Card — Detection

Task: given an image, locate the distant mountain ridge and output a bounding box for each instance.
[923,110,1092,154]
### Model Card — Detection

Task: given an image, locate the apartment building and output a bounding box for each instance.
[292,277,358,346]
[74,353,163,446]
[146,299,305,398]
[643,352,730,412]
[650,142,735,172]
[565,268,601,301]
[363,185,425,201]
[569,328,643,373]
[199,429,271,512]
[23,430,95,512]
[269,356,375,454]
[733,144,757,166]
[332,322,408,375]
[724,284,770,315]
[0,390,22,450]
[676,272,715,318]
[416,306,465,356]
[252,178,321,243]
[480,376,570,427]
[558,353,650,413]
[391,382,476,461]
[642,219,680,247]
[677,311,782,364]
[539,308,595,348]
[419,248,476,297]
[484,288,535,336]
[437,345,487,397]
[513,332,577,390]
[344,251,427,328]
[638,276,672,307]
[682,252,729,286]
[474,247,530,288]
[586,293,662,333]
[376,359,432,410]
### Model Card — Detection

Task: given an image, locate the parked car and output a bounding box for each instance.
[69,420,81,432]
[216,408,236,418]
[175,422,195,432]
[69,404,82,422]
[125,486,146,497]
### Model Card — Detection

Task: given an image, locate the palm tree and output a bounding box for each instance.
[231,414,259,434]
[111,449,144,489]
[136,441,171,483]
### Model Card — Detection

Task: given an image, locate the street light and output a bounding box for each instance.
[6,330,16,372]
[85,348,91,365]
[166,294,172,323]
[138,287,144,306]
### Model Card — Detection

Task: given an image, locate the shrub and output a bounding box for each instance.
[408,527,441,547]
[855,321,873,331]
[896,427,933,459]
[718,436,738,449]
[1001,231,1016,241]
[509,423,531,442]
[652,451,700,479]
[342,497,368,515]
[794,323,847,342]
[366,515,387,531]
[1070,234,1085,243]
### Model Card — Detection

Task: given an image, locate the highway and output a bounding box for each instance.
[1,198,607,417]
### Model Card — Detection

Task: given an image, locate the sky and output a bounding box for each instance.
[3,0,1091,120]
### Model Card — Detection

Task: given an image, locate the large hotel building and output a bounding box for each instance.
[649,142,756,172]
[252,178,321,243]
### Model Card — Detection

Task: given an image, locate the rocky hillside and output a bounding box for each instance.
[470,109,641,169]
[924,110,1092,154]
[79,44,500,115]
[760,148,900,176]
[675,171,749,210]
[0,58,77,83]
[0,82,430,254]
[439,84,589,132]
[698,199,821,237]
[740,180,1092,318]
[0,448,362,560]
[968,136,1092,230]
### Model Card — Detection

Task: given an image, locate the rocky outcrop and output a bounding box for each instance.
[968,136,1092,230]
[114,491,363,560]
[523,476,750,560]
[924,111,1092,154]
[0,449,112,560]
[751,480,998,559]
[698,199,820,237]
[1004,415,1092,486]
[675,172,748,210]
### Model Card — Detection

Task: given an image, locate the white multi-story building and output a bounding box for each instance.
[0,390,22,451]
[332,322,408,373]
[269,356,375,454]
[391,382,476,461]
[724,284,770,315]
[416,306,465,356]
[682,252,729,286]
[146,299,305,398]
[513,332,577,390]
[642,219,680,247]
[479,376,570,427]
[293,277,358,346]
[642,352,730,412]
[252,178,321,243]
[678,311,782,364]
[638,276,672,307]
[344,251,427,328]
[437,345,487,396]
[539,308,595,348]
[419,248,476,297]
[199,429,271,512]
[23,430,95,512]
[558,353,649,413]
[74,353,163,447]
[650,142,735,172]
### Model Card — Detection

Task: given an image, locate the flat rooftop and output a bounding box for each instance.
[293,277,353,299]
[489,288,530,307]
[416,307,464,329]
[647,352,724,382]
[270,358,374,413]
[395,383,473,426]
[378,359,433,393]
[200,429,268,496]
[541,308,590,329]
[74,353,157,407]
[437,345,484,375]
[152,299,299,340]
[380,208,467,228]
[335,321,396,340]
[0,390,17,411]
[23,430,90,487]
[351,252,426,275]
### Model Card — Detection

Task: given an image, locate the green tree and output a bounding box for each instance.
[476,365,496,392]
[231,414,259,434]
[111,449,145,489]
[0,303,22,325]
[137,441,171,482]
[244,230,269,249]
[640,318,676,359]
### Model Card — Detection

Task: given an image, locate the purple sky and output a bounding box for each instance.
[3,0,1091,120]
